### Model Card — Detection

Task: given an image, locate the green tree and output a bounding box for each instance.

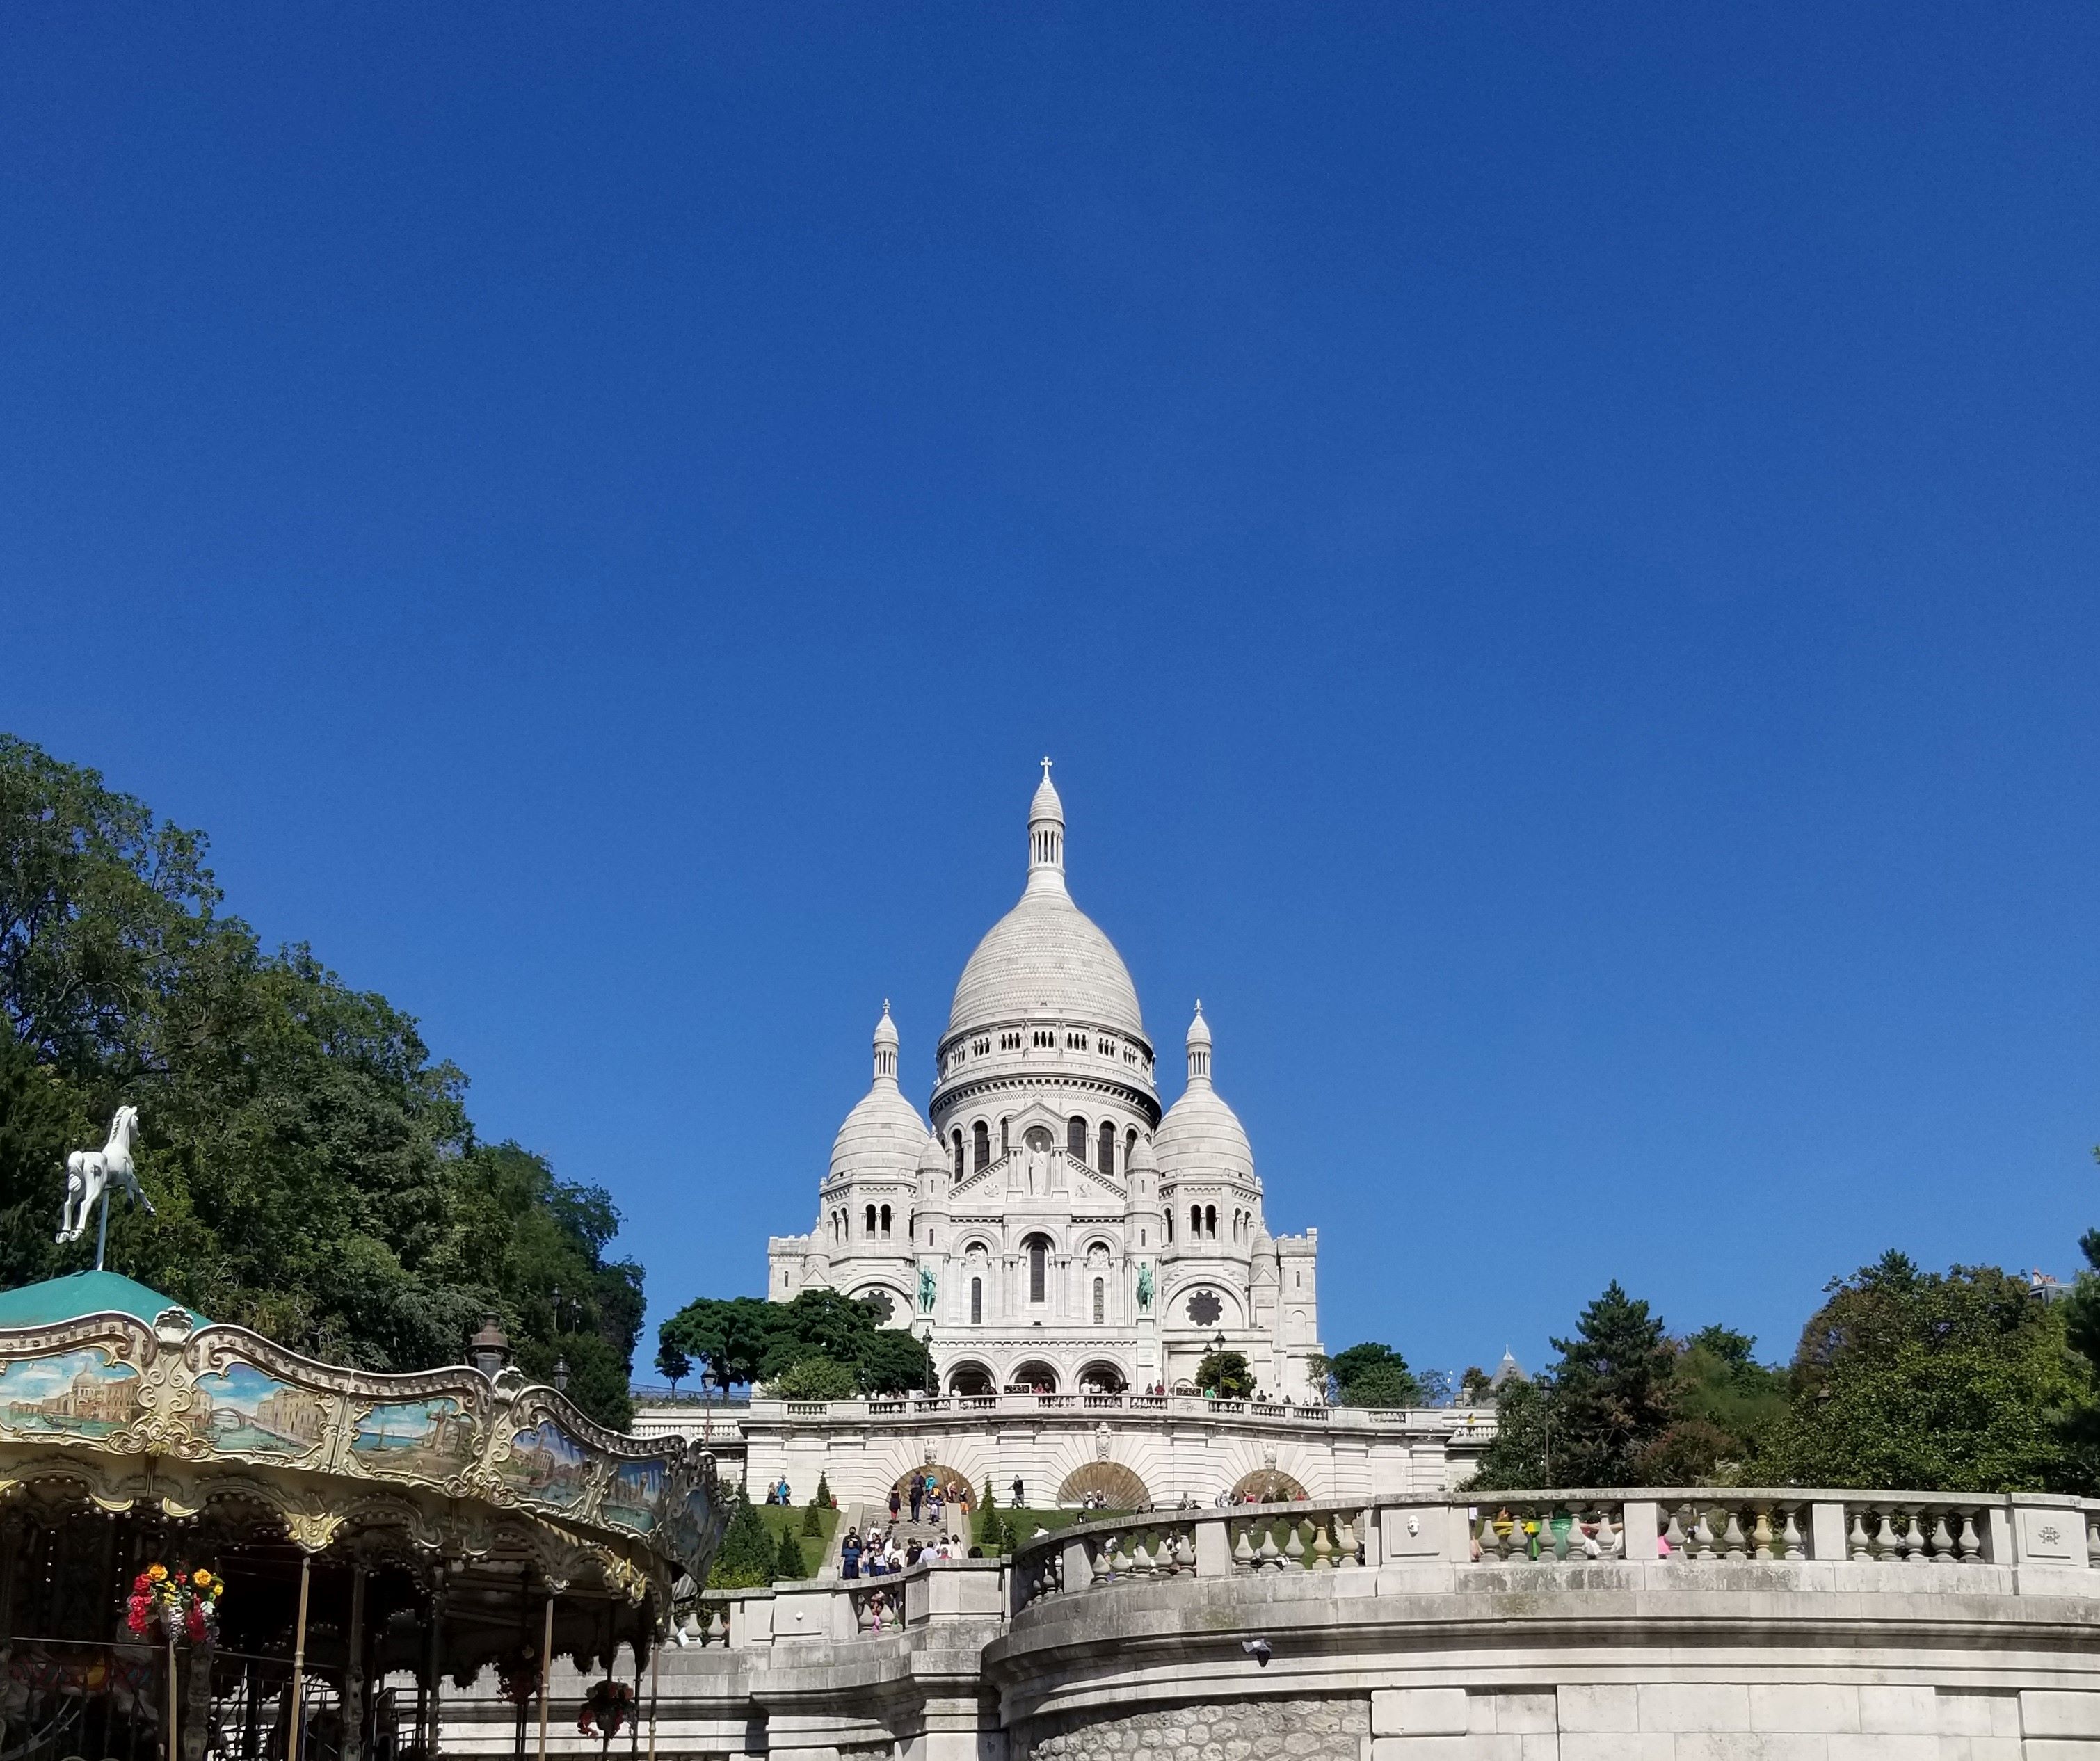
[0,736,646,1426]
[815,1472,834,1510]
[1469,1282,1674,1490]
[774,1527,808,1579]
[856,1326,932,1394]
[801,1497,822,1538]
[1637,1325,1788,1483]
[657,1289,932,1400]
[771,1355,857,1399]
[974,1479,1002,1552]
[1755,1253,2082,1492]
[709,1483,778,1589]
[655,1338,692,1396]
[1194,1349,1254,1398]
[2060,1220,2100,1478]
[1457,1365,1493,1405]
[1469,1376,1551,1490]
[1317,1342,1425,1408]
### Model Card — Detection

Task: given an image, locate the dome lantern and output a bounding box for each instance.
[872,1000,899,1085]
[1027,757,1065,890]
[1185,1002,1212,1087]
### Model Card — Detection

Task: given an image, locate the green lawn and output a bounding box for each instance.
[755,1504,841,1578]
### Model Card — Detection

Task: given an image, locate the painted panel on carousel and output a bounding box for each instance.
[353,1396,479,1481]
[602,1457,666,1534]
[0,1346,141,1440]
[502,1418,595,1510]
[189,1361,330,1458]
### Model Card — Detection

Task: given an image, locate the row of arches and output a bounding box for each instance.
[828,1204,894,1243]
[950,1116,1141,1178]
[943,1358,1130,1397]
[1163,1203,1257,1244]
[877,1456,1309,1509]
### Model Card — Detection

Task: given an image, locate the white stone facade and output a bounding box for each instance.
[767,766,1324,1403]
[630,1392,1491,1510]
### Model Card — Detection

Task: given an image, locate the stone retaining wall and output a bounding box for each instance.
[1024,1698,1370,1761]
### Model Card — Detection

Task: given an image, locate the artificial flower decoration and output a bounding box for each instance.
[578,1678,635,1739]
[127,1563,223,1643]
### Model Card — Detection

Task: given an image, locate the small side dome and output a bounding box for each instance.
[1156,1005,1253,1185]
[830,1005,926,1185]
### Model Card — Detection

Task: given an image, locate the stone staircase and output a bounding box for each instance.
[828,1499,972,1572]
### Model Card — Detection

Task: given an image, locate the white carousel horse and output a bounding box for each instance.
[58,1104,153,1245]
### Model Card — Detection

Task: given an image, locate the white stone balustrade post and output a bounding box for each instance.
[1192,1516,1232,1577]
[728,1589,775,1650]
[1809,1500,1849,1561]
[1377,1504,1458,1562]
[1621,1500,1660,1560]
[1063,1535,1096,1593]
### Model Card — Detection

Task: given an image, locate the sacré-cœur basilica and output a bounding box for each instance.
[766,762,1325,1405]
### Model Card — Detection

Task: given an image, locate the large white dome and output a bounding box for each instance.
[947,887,1145,1039]
[944,764,1146,1042]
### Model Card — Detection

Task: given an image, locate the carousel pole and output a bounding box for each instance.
[165,1634,177,1761]
[630,1636,643,1761]
[536,1592,554,1761]
[645,1642,659,1761]
[286,1554,312,1761]
[424,1561,447,1761]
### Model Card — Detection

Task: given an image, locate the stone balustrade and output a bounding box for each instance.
[732,1391,1457,1426]
[446,1485,2100,1757]
[672,1558,1008,1652]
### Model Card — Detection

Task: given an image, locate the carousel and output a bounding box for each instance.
[0,1114,728,1761]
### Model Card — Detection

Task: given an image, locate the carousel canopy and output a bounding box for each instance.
[0,1269,208,1329]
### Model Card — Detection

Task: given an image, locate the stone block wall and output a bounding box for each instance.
[1024,1698,1371,1761]
[1361,1684,2042,1760]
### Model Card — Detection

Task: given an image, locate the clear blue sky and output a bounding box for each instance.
[5,6,2097,1384]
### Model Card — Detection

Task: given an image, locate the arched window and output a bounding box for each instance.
[952,1131,964,1178]
[1125,1127,1137,1165]
[1027,1235,1050,1303]
[1205,1204,1217,1238]
[1000,1116,1011,1156]
[970,1278,982,1324]
[879,1203,892,1237]
[1092,1278,1105,1325]
[1098,1121,1115,1174]
[972,1121,988,1171]
[1067,1116,1087,1158]
[865,1203,877,1237]
[1189,1204,1201,1238]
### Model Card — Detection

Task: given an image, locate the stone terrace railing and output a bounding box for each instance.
[676,1558,1008,1650]
[732,1393,1486,1431]
[1007,1486,2100,1606]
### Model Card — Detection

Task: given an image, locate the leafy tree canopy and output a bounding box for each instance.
[1316,1342,1425,1408]
[1194,1349,1253,1399]
[1470,1282,1677,1490]
[658,1288,933,1398]
[1753,1253,2083,1493]
[0,735,643,1426]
